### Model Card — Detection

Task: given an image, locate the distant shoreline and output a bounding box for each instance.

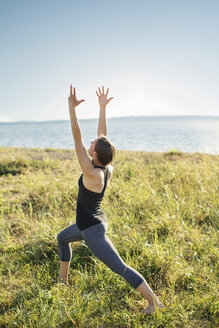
[1,115,219,124]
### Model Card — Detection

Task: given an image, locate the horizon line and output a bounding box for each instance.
[1,114,219,123]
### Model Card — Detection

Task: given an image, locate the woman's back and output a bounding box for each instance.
[82,163,113,193]
[76,165,109,231]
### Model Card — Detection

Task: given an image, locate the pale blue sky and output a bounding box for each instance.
[0,0,218,121]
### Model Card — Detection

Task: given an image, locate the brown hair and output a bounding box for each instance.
[95,134,116,166]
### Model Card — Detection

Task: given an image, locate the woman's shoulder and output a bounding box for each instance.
[106,164,113,180]
[92,163,113,181]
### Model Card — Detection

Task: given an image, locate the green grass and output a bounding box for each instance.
[0,147,218,328]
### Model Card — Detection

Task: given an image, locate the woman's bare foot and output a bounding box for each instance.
[141,302,164,316]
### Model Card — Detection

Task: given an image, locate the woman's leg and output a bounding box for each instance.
[81,223,144,288]
[81,222,163,311]
[57,223,83,283]
[136,281,164,313]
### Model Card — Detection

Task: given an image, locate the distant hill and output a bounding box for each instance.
[0,115,219,124]
[108,115,219,121]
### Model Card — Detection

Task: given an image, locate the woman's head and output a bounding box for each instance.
[89,134,115,166]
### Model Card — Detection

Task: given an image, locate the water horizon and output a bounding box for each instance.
[0,116,219,154]
[1,115,219,124]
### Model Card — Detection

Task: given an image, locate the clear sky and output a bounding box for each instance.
[0,0,218,122]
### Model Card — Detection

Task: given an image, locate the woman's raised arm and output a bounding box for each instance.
[96,86,113,137]
[68,85,94,175]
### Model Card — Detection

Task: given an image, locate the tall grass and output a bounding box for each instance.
[0,147,218,327]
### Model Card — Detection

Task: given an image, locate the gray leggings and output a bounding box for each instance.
[57,221,145,289]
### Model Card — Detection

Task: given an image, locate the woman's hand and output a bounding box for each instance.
[96,86,113,107]
[68,85,85,110]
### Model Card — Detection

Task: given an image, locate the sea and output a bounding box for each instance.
[0,116,219,154]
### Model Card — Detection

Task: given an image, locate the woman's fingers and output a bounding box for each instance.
[97,86,110,96]
[97,86,113,103]
[106,97,113,104]
[69,85,76,97]
[70,85,112,104]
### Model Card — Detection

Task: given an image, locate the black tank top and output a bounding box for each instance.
[76,165,108,231]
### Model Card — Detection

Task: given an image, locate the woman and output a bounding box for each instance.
[57,85,164,315]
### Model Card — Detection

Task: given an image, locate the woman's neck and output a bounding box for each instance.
[92,158,104,167]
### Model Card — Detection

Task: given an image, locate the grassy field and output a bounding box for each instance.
[0,147,218,328]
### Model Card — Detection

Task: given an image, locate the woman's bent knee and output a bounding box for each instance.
[57,232,63,244]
